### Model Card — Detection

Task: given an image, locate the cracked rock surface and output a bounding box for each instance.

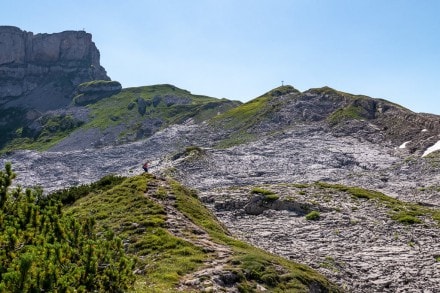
[1,122,440,292]
[201,185,440,293]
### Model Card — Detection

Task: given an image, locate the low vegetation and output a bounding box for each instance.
[305,210,321,221]
[77,80,121,89]
[251,187,280,202]
[210,86,297,148]
[0,84,240,153]
[0,163,135,292]
[172,180,340,292]
[85,84,237,130]
[1,114,84,153]
[0,163,340,292]
[327,105,365,124]
[315,182,440,225]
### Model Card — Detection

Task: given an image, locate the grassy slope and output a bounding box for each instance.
[1,84,240,153]
[210,85,298,148]
[85,84,231,129]
[65,174,340,292]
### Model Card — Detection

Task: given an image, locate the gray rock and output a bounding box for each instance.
[0,26,109,110]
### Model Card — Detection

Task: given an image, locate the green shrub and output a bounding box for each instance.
[0,163,135,291]
[41,174,125,206]
[305,211,320,221]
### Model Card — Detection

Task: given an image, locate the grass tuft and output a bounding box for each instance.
[305,211,320,221]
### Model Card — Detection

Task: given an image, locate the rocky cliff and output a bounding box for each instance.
[0,26,109,110]
[0,26,112,149]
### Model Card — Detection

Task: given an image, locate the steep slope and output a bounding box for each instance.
[64,172,340,292]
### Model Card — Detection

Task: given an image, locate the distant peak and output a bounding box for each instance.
[266,85,300,97]
[305,86,338,95]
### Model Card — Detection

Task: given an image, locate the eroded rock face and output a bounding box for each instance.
[73,81,122,105]
[0,26,109,108]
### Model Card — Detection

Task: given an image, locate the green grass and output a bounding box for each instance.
[210,86,298,148]
[213,94,269,129]
[1,84,240,153]
[315,182,440,225]
[66,174,207,292]
[84,84,237,134]
[327,105,365,124]
[55,173,340,292]
[78,80,121,88]
[1,114,84,152]
[251,187,280,202]
[251,187,276,196]
[305,211,320,221]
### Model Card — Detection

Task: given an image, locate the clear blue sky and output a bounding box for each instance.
[3,0,440,114]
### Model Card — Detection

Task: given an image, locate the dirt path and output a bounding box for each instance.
[144,177,238,292]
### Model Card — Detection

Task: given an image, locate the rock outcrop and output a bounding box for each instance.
[73,80,122,105]
[0,26,113,149]
[0,26,109,110]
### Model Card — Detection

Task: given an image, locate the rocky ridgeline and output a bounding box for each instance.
[200,185,440,292]
[245,86,440,157]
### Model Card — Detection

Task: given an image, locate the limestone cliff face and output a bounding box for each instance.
[0,26,109,109]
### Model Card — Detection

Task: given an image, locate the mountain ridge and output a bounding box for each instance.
[2,27,440,293]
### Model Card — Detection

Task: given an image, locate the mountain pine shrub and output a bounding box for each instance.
[0,163,135,292]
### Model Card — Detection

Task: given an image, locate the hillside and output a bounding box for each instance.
[44,168,339,292]
[1,84,240,152]
[210,85,440,153]
[3,86,440,292]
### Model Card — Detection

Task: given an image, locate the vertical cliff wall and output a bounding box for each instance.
[0,26,110,110]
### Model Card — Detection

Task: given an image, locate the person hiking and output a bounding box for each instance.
[142,161,149,173]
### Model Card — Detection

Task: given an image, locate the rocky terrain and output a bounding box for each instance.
[2,119,440,291]
[0,26,108,109]
[1,27,440,292]
[201,185,440,292]
[0,26,115,151]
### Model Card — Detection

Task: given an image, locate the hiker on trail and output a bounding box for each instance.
[142,162,149,173]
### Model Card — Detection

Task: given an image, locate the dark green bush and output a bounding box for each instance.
[0,163,135,292]
[41,174,125,206]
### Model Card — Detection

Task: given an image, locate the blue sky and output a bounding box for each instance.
[3,0,440,113]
